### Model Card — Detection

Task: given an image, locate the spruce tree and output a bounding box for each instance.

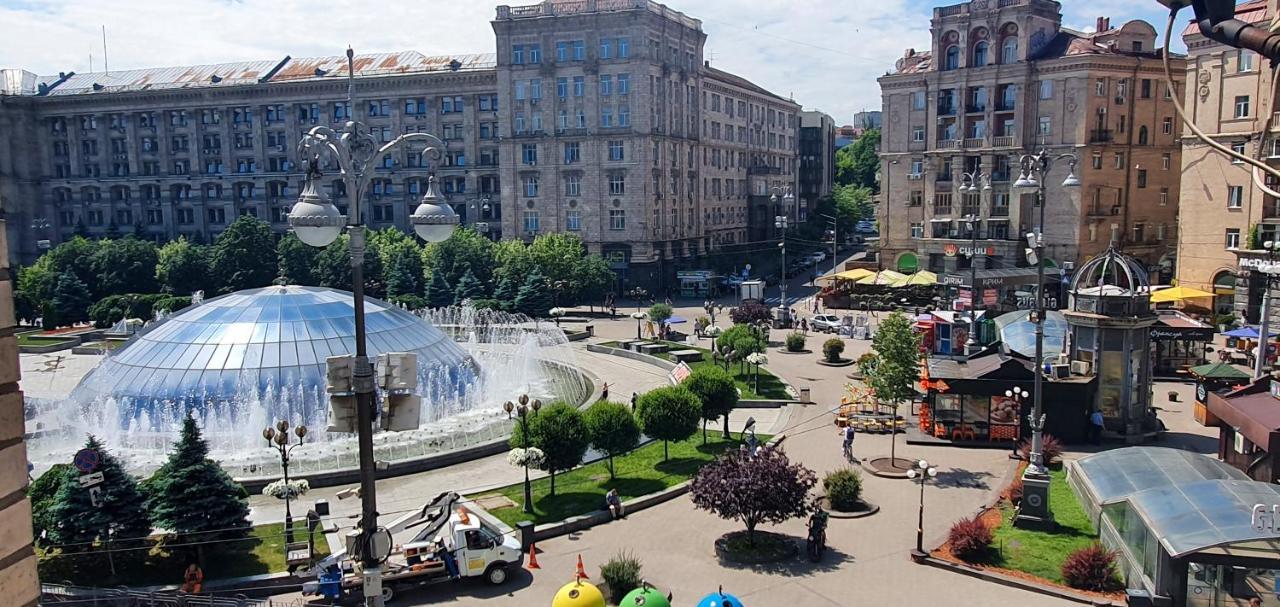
[51,271,92,327]
[425,267,454,309]
[514,271,553,318]
[493,276,518,304]
[453,268,487,304]
[46,436,151,545]
[147,415,250,541]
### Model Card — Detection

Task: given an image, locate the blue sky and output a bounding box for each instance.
[0,0,1192,122]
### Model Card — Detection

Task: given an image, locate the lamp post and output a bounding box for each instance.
[465,195,493,239]
[549,307,566,327]
[906,458,938,559]
[775,214,790,324]
[631,311,646,340]
[1253,240,1280,379]
[818,213,838,283]
[1011,149,1079,530]
[263,420,308,543]
[288,47,458,607]
[628,287,649,311]
[503,395,542,514]
[958,164,991,355]
[771,187,796,227]
[1004,387,1030,456]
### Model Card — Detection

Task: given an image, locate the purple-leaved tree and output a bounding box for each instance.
[689,447,817,546]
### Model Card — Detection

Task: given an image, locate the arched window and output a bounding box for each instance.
[1002,37,1019,63]
[973,41,989,67]
[944,46,960,70]
[1213,271,1237,316]
[1138,126,1149,145]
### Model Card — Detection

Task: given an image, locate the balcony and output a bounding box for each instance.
[1089,129,1113,143]
[1087,204,1121,218]
[936,139,962,149]
[938,105,957,117]
[991,204,1010,217]
[996,101,1016,112]
[991,136,1014,148]
[963,137,986,148]
[966,104,987,114]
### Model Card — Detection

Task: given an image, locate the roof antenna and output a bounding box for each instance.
[346,47,355,108]
[102,25,109,74]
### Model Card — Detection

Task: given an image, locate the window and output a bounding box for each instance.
[572,40,585,61]
[575,110,586,129]
[1228,185,1244,208]
[1232,142,1247,163]
[619,37,630,58]
[911,222,924,238]
[564,174,581,197]
[1092,152,1103,170]
[1226,228,1241,249]
[1114,152,1125,169]
[529,80,542,100]
[556,41,569,62]
[1160,187,1170,205]
[912,91,926,110]
[557,78,568,98]
[523,175,539,197]
[207,207,226,224]
[523,210,540,233]
[943,46,959,70]
[599,75,612,96]
[617,73,630,95]
[1163,117,1173,135]
[573,76,584,97]
[912,126,925,142]
[1239,49,1255,72]
[564,142,580,164]
[609,209,626,230]
[601,107,613,128]
[1137,169,1148,188]
[514,113,526,134]
[1141,78,1152,99]
[609,175,626,195]
[619,105,630,127]
[1002,37,1018,64]
[1132,223,1146,243]
[1162,153,1172,170]
[1038,116,1051,136]
[1138,126,1149,145]
[1095,79,1107,96]
[373,205,394,222]
[521,144,537,165]
[566,210,581,231]
[600,38,613,59]
[1235,95,1251,118]
[529,44,541,64]
[512,45,525,64]
[972,41,988,67]
[515,81,526,100]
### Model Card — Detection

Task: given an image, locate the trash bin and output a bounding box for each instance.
[516,520,535,551]
[1125,588,1152,607]
[800,387,811,403]
[314,499,330,517]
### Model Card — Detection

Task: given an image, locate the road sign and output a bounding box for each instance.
[78,472,104,488]
[73,449,99,473]
[88,486,103,508]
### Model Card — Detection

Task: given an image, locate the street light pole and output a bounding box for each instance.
[775,215,789,321]
[1012,149,1079,530]
[1254,241,1280,379]
[503,396,541,514]
[263,420,307,543]
[907,459,938,559]
[288,47,459,607]
[958,163,991,355]
[819,213,838,280]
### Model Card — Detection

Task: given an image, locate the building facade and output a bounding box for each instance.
[799,110,835,217]
[1176,0,1275,323]
[0,0,800,291]
[878,0,1184,293]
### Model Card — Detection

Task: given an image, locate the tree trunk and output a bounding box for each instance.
[608,456,615,479]
[723,413,731,439]
[550,470,557,496]
[746,521,756,547]
[663,440,669,461]
[702,420,708,445]
[890,401,898,464]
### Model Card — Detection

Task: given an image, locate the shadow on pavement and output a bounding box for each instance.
[717,539,854,577]
[1158,432,1218,455]
[932,468,994,490]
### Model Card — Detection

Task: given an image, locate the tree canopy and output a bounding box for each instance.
[583,401,641,479]
[690,447,816,546]
[683,367,739,442]
[144,415,250,540]
[211,216,277,293]
[835,128,880,191]
[45,436,152,545]
[156,237,213,294]
[509,402,589,496]
[635,386,702,460]
[864,311,921,461]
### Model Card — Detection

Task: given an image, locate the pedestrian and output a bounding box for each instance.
[1089,409,1105,445]
[800,317,809,335]
[611,304,618,319]
[181,559,204,594]
[601,382,610,402]
[841,423,856,462]
[605,488,625,519]
[630,392,638,411]
[664,296,672,306]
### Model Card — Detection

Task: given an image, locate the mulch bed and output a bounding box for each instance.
[714,530,798,564]
[864,456,916,478]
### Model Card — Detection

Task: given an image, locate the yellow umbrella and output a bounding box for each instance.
[1150,286,1215,303]
[856,270,906,285]
[816,268,875,283]
[889,271,939,288]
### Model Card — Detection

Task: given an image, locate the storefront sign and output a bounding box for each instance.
[944,244,996,258]
[1251,503,1280,532]
[1150,327,1215,341]
[983,289,998,306]
[1240,258,1280,274]
[677,270,714,281]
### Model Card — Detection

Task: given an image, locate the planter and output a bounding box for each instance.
[819,496,880,519]
[714,530,798,564]
[777,348,813,355]
[817,358,855,368]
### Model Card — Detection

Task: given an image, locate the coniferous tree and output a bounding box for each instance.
[50,271,92,327]
[453,268,487,304]
[514,271,553,318]
[146,415,250,542]
[45,436,151,545]
[493,276,518,305]
[425,267,454,309]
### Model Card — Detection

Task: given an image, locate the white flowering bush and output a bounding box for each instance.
[705,325,724,337]
[507,447,546,468]
[263,478,310,500]
[746,352,769,366]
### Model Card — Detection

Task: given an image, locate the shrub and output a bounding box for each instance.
[152,295,192,315]
[599,550,643,604]
[947,515,993,561]
[647,303,674,326]
[823,468,863,512]
[729,301,772,325]
[1017,434,1065,467]
[583,401,640,479]
[823,338,846,362]
[785,332,806,352]
[1062,544,1121,591]
[88,293,167,327]
[1008,477,1024,506]
[635,386,702,461]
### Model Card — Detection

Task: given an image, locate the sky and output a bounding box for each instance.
[0,0,1187,124]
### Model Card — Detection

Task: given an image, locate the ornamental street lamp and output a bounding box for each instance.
[907,459,938,559]
[1011,149,1079,530]
[818,213,839,284]
[263,420,308,543]
[775,215,789,323]
[631,311,647,340]
[288,47,458,607]
[770,186,796,225]
[503,395,542,514]
[1004,387,1030,456]
[958,163,992,356]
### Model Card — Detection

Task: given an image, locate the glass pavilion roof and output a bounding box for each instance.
[70,285,472,404]
[993,310,1068,361]
[1072,446,1247,507]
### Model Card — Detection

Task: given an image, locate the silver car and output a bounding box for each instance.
[810,314,842,333]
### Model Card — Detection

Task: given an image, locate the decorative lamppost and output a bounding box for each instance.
[549,307,566,327]
[287,47,458,606]
[958,163,992,355]
[1011,149,1079,530]
[631,311,647,340]
[1004,386,1030,456]
[628,287,649,311]
[503,395,542,514]
[775,214,790,324]
[907,458,939,559]
[263,420,308,543]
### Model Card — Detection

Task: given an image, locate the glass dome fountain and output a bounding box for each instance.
[28,285,590,480]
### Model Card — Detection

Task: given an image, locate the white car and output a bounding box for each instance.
[810,314,843,333]
[810,252,826,263]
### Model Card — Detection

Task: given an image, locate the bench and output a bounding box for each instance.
[637,343,669,355]
[670,349,703,363]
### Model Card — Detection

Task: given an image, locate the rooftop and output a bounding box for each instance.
[495,0,701,30]
[1182,0,1269,39]
[1071,446,1247,507]
[703,65,795,105]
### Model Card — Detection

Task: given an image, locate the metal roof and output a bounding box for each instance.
[1071,447,1248,508]
[37,51,496,96]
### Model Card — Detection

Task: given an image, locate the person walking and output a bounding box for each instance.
[601,382,611,402]
[841,424,856,463]
[630,392,638,411]
[1089,409,1105,445]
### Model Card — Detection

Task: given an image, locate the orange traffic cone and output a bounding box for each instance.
[526,544,540,569]
[575,554,586,580]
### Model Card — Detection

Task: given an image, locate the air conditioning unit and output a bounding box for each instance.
[1050,364,1071,380]
[908,173,923,180]
[1070,361,1092,376]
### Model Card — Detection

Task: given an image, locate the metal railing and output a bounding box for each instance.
[40,584,283,607]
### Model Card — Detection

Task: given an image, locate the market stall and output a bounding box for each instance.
[1150,310,1214,376]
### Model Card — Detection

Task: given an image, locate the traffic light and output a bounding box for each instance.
[377,352,421,432]
[326,355,357,433]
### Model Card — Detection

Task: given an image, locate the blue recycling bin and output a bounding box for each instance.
[318,570,343,600]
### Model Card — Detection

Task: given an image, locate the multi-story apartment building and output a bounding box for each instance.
[1176,0,1275,323]
[799,110,836,216]
[878,0,1184,297]
[0,0,800,290]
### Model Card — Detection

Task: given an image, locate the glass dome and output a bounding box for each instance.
[993,309,1068,361]
[69,285,474,412]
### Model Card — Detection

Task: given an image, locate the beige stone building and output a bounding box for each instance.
[878,0,1184,305]
[1176,0,1275,323]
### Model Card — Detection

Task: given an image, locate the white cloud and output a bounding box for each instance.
[0,0,1178,126]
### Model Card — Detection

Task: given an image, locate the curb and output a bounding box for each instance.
[816,358,854,367]
[916,555,1123,607]
[821,497,880,519]
[587,343,802,403]
[861,456,914,479]
[774,349,813,355]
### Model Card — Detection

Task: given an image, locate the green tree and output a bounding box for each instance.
[454,268,487,304]
[684,367,739,443]
[422,227,497,288]
[509,402,589,496]
[45,436,151,545]
[378,236,424,299]
[635,386,702,461]
[156,237,213,295]
[145,415,250,546]
[514,271,554,318]
[647,303,674,326]
[425,267,454,308]
[574,254,616,308]
[276,233,321,286]
[314,233,383,295]
[833,184,874,224]
[91,237,159,296]
[864,311,921,462]
[50,271,92,327]
[211,215,276,292]
[43,237,101,298]
[493,276,518,305]
[29,463,71,545]
[583,401,641,479]
[836,128,880,190]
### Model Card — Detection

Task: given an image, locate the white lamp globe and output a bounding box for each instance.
[289,175,345,247]
[410,176,460,243]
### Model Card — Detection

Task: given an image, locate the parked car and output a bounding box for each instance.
[810,252,827,263]
[810,314,843,333]
[855,220,877,234]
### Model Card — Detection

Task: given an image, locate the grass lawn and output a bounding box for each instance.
[601,340,790,400]
[37,523,330,587]
[985,467,1097,584]
[474,432,766,528]
[17,333,76,347]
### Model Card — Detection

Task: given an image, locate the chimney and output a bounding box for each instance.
[1096,17,1105,32]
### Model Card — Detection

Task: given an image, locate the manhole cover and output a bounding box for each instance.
[473,495,518,511]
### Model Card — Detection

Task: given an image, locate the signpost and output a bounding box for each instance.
[72,447,114,574]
